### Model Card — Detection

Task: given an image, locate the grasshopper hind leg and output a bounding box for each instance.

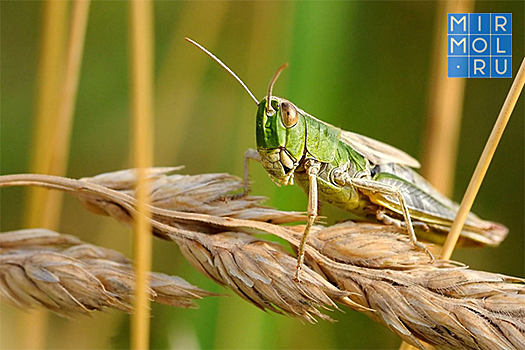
[358,178,434,261]
[339,175,435,262]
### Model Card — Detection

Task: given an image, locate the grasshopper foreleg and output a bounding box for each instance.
[343,177,435,262]
[294,159,321,282]
[242,148,261,196]
[225,149,261,201]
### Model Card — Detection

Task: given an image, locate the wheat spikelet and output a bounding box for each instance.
[0,229,217,316]
[174,230,347,322]
[78,167,304,229]
[304,222,524,349]
[0,168,523,349]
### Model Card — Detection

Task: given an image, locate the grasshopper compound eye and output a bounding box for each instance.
[280,101,298,128]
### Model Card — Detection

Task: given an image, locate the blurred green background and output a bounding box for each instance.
[1,1,523,349]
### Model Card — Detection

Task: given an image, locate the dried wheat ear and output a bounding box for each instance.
[0,168,523,350]
[0,228,218,317]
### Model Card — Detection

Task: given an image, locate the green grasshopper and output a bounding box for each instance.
[186,38,508,281]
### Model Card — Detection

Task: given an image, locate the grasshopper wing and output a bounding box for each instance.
[368,166,508,247]
[340,131,421,168]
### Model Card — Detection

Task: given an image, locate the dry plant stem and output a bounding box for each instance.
[441,57,525,260]
[399,342,416,350]
[422,0,474,197]
[52,0,91,183]
[20,2,68,349]
[23,0,68,229]
[129,1,155,349]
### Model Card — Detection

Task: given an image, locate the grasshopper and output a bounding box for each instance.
[186,38,508,281]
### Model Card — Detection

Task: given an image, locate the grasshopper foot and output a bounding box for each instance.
[293,265,302,283]
[224,190,249,201]
[413,240,435,263]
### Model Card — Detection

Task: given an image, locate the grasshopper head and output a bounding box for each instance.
[255,97,306,185]
[183,39,306,185]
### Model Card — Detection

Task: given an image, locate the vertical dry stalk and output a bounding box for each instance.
[421,0,474,197]
[399,341,415,350]
[23,1,68,239]
[20,1,68,349]
[129,1,155,349]
[441,57,525,259]
[52,0,91,184]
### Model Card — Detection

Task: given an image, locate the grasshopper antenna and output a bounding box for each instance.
[266,63,289,114]
[185,38,259,105]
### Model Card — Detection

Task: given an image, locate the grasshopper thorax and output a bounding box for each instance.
[256,97,306,185]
